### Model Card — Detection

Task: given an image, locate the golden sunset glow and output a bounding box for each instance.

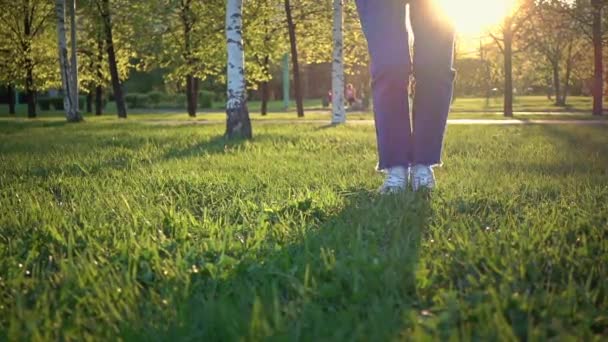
[435,0,516,34]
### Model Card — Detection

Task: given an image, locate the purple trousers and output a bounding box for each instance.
[356,0,456,169]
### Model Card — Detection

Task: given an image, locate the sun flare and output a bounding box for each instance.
[435,0,516,34]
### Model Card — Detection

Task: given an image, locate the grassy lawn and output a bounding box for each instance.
[2,96,607,119]
[1,120,607,340]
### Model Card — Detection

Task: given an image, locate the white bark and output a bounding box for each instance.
[225,0,252,138]
[331,0,345,124]
[55,0,80,121]
[226,0,246,111]
[69,0,78,113]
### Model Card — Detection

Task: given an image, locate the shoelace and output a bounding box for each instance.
[412,166,434,188]
[384,171,406,187]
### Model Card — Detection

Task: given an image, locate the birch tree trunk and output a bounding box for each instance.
[55,0,82,122]
[225,0,252,139]
[69,0,78,113]
[331,0,345,124]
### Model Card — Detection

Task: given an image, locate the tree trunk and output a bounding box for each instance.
[95,85,103,115]
[86,90,93,113]
[69,0,78,113]
[186,74,197,117]
[23,11,36,118]
[552,61,562,106]
[194,76,199,108]
[8,84,15,115]
[331,0,345,124]
[260,81,269,115]
[101,0,126,118]
[591,1,603,116]
[25,81,36,118]
[225,0,252,139]
[284,0,304,117]
[55,0,82,122]
[260,55,270,115]
[182,1,196,117]
[95,34,104,115]
[562,43,573,106]
[503,27,513,117]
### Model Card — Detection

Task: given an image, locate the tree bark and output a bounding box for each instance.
[503,27,514,117]
[331,0,345,124]
[552,61,562,106]
[562,43,573,107]
[260,55,270,116]
[182,1,196,117]
[260,81,269,115]
[55,0,82,122]
[86,90,93,113]
[225,0,252,139]
[101,0,126,118]
[591,1,603,116]
[284,0,304,117]
[23,9,36,118]
[69,0,78,113]
[186,74,197,117]
[8,85,15,115]
[95,85,103,115]
[95,34,104,115]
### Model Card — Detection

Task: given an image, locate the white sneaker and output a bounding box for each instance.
[378,166,408,194]
[411,164,435,191]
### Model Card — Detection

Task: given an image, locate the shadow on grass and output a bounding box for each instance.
[121,190,432,340]
[538,124,608,159]
[162,134,246,160]
[495,124,608,177]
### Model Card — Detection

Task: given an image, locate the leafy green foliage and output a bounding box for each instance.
[0,120,606,340]
[0,1,59,92]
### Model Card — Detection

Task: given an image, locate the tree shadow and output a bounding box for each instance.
[121,190,433,340]
[492,124,608,179]
[161,134,244,160]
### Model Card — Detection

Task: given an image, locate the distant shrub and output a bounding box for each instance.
[51,97,64,110]
[174,94,186,109]
[198,90,214,109]
[147,91,164,107]
[79,95,86,111]
[38,98,52,111]
[39,96,86,111]
[125,93,150,109]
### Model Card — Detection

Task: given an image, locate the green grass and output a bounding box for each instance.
[0,120,607,340]
[2,96,607,119]
[449,96,599,113]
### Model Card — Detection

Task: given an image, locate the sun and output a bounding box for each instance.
[434,0,516,34]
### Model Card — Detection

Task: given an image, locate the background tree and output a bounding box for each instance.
[0,34,18,115]
[226,0,252,139]
[331,0,345,123]
[243,0,287,116]
[93,0,127,118]
[564,0,608,115]
[0,1,57,118]
[489,0,535,117]
[152,0,225,117]
[55,0,82,122]
[283,0,304,117]
[527,0,584,106]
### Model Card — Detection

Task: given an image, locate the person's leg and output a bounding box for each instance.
[355,0,411,170]
[410,0,456,167]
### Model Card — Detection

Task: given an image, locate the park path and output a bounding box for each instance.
[143,118,608,126]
